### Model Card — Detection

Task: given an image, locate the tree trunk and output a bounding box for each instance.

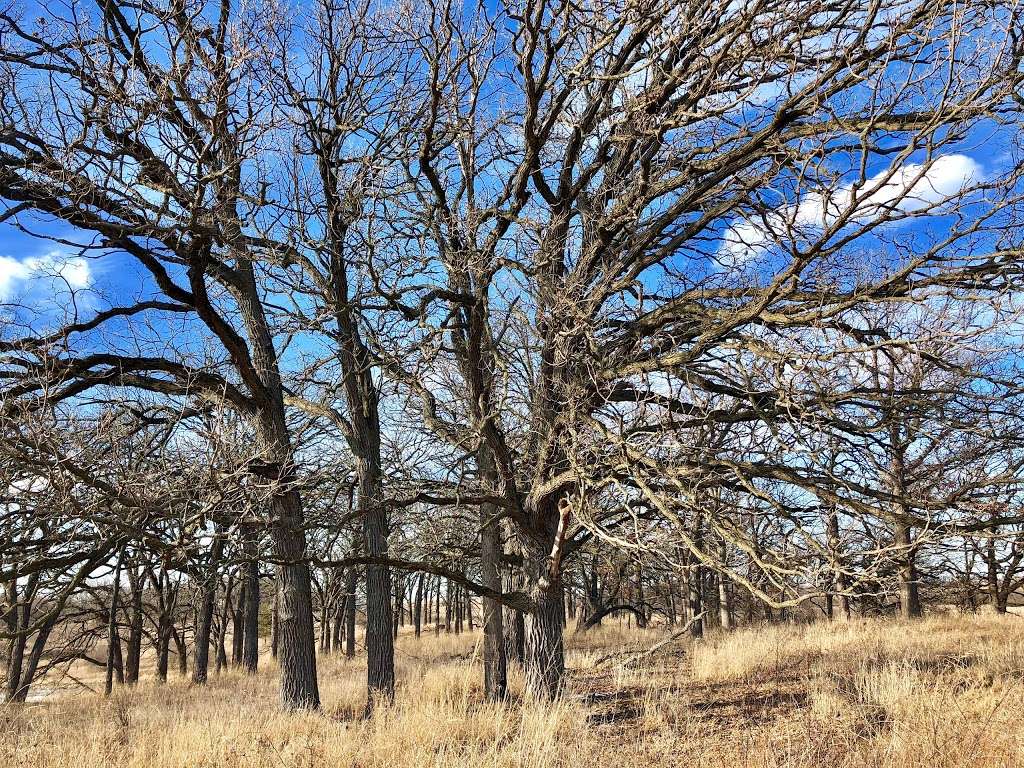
[273,500,321,708]
[718,541,732,631]
[15,614,58,703]
[105,549,124,696]
[125,566,144,685]
[360,458,394,712]
[333,584,346,650]
[896,521,922,619]
[521,534,565,699]
[242,555,260,673]
[413,573,424,638]
[4,576,29,703]
[687,559,704,639]
[231,577,245,667]
[172,626,188,676]
[271,579,280,659]
[345,567,357,659]
[193,532,224,685]
[478,453,507,699]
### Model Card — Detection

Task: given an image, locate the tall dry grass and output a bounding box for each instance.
[3,613,1023,767]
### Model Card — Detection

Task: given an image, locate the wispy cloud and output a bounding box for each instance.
[0,252,93,302]
[719,154,986,261]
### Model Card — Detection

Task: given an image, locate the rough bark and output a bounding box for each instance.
[124,565,144,685]
[521,533,565,699]
[193,532,224,684]
[896,521,922,619]
[242,556,260,673]
[479,449,508,699]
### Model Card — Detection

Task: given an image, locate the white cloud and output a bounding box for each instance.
[0,252,93,301]
[719,154,985,261]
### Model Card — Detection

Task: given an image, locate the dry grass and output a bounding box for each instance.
[3,613,1024,767]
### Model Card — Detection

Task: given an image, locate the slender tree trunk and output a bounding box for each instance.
[688,558,704,639]
[112,627,125,684]
[4,575,32,703]
[172,626,188,676]
[413,573,424,638]
[718,541,732,631]
[231,577,245,667]
[105,549,124,696]
[333,584,346,650]
[345,567,357,659]
[445,580,453,633]
[15,615,58,703]
[193,532,224,684]
[271,580,280,659]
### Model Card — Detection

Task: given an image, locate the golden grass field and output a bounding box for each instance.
[3,613,1023,767]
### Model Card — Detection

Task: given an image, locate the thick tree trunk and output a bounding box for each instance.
[479,455,507,699]
[521,534,565,699]
[242,556,260,673]
[236,260,319,709]
[896,522,922,619]
[524,582,565,699]
[272,489,321,708]
[359,456,394,712]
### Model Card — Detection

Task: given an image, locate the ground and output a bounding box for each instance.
[3,613,1023,767]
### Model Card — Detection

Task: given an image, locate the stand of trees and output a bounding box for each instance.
[3,0,1024,710]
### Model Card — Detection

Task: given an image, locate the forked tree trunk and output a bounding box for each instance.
[4,578,27,703]
[15,614,58,703]
[172,627,188,676]
[105,549,124,696]
[125,565,144,685]
[193,532,224,684]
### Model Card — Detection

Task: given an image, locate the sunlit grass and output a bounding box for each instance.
[4,613,1023,767]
